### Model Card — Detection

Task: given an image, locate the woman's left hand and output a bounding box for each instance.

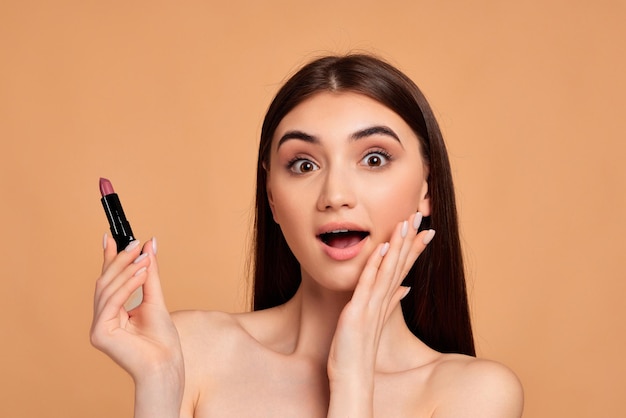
[327,212,435,417]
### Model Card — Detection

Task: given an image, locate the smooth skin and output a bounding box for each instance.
[91,92,523,417]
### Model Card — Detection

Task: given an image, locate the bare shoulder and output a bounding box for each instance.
[170,310,259,365]
[171,309,242,340]
[170,310,261,415]
[430,354,524,417]
[170,308,279,345]
[170,308,281,364]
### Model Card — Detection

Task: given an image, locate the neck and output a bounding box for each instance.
[287,280,350,362]
[279,274,424,371]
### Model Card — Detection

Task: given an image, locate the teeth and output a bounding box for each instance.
[330,229,349,234]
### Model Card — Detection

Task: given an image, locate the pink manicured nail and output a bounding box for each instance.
[102,233,108,250]
[422,229,436,245]
[133,253,148,264]
[401,220,409,238]
[401,287,411,299]
[151,237,158,255]
[124,240,140,252]
[413,212,423,230]
[380,242,390,256]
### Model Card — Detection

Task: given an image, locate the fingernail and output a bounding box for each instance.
[124,240,140,252]
[380,242,390,256]
[401,220,409,238]
[133,253,148,264]
[151,237,158,255]
[413,212,423,230]
[401,286,411,299]
[102,233,108,250]
[133,266,147,277]
[422,229,436,245]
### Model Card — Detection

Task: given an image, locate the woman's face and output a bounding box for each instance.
[266,91,430,292]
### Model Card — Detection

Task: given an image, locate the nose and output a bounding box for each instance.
[316,166,357,211]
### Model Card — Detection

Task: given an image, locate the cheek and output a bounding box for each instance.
[269,188,314,264]
[269,183,308,229]
[361,172,425,230]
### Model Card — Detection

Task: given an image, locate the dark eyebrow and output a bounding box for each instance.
[276,125,402,149]
[351,125,401,144]
[277,130,318,149]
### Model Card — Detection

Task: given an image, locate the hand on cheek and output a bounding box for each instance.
[361,211,435,320]
[328,212,435,384]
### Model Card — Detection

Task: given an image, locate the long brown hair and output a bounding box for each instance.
[251,54,475,356]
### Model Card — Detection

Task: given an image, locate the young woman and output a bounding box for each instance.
[91,54,524,417]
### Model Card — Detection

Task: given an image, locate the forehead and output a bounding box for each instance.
[273,91,417,145]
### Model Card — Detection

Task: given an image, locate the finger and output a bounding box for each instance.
[398,228,436,280]
[391,212,425,286]
[101,232,118,271]
[97,239,142,290]
[375,214,423,304]
[98,262,150,319]
[351,241,388,304]
[369,220,408,302]
[384,286,411,323]
[138,237,166,307]
[95,241,143,315]
[353,214,422,304]
[95,248,151,314]
[391,215,420,287]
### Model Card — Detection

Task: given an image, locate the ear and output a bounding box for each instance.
[417,177,431,217]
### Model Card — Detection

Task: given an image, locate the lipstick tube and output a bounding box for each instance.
[99,177,143,310]
[100,190,136,252]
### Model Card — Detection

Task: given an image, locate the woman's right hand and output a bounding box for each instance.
[90,235,184,387]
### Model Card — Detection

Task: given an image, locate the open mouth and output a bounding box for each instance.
[319,230,370,249]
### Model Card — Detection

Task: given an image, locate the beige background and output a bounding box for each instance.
[1,1,624,417]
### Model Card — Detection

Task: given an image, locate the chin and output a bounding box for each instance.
[301,264,363,294]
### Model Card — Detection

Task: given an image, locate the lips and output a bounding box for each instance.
[319,230,369,249]
[317,224,370,261]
